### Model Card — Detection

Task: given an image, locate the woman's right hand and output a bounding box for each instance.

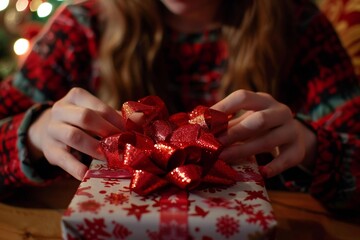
[27,88,124,180]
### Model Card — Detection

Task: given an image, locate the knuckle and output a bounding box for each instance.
[78,108,93,124]
[253,111,266,128]
[67,87,85,101]
[64,128,83,145]
[257,92,272,99]
[233,89,249,100]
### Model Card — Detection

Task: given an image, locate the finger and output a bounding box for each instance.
[220,148,250,165]
[227,110,254,128]
[44,144,88,181]
[219,109,293,146]
[48,122,105,161]
[211,90,273,114]
[64,88,124,130]
[52,103,121,137]
[220,122,296,158]
[260,142,305,178]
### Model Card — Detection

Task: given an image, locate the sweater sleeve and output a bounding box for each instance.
[0,2,97,194]
[290,3,360,210]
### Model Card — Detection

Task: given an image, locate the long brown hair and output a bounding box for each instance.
[97,0,295,108]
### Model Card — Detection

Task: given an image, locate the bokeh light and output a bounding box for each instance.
[0,0,10,11]
[37,2,53,18]
[13,38,30,56]
[16,0,29,12]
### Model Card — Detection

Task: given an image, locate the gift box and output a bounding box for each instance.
[61,96,277,239]
[61,159,277,240]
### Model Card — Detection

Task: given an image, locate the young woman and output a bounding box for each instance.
[0,0,359,210]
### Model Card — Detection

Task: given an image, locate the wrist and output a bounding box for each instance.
[295,119,317,172]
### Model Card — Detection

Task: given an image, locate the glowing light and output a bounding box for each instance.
[29,0,41,12]
[16,0,28,12]
[37,2,53,18]
[0,0,10,11]
[13,38,30,56]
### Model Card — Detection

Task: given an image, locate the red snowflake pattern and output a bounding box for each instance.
[112,221,132,239]
[247,210,275,231]
[123,204,150,221]
[104,192,129,205]
[244,190,270,203]
[203,197,231,208]
[77,200,102,213]
[237,168,263,182]
[200,184,230,193]
[233,200,260,216]
[63,207,74,217]
[101,179,121,187]
[76,186,94,198]
[216,215,240,238]
[77,218,111,240]
[190,205,209,218]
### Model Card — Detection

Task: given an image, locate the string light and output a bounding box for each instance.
[16,0,29,12]
[37,2,53,18]
[0,0,10,11]
[13,38,30,56]
[29,0,42,12]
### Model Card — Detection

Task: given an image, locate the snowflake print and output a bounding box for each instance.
[63,207,74,217]
[77,200,102,213]
[200,185,229,193]
[216,215,240,238]
[77,218,111,240]
[112,221,132,239]
[76,186,94,198]
[236,168,263,183]
[104,192,129,206]
[123,204,150,221]
[233,200,260,216]
[190,205,209,218]
[102,179,121,187]
[247,210,275,231]
[244,190,270,202]
[203,197,231,208]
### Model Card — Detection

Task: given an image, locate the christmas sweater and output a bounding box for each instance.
[0,0,359,210]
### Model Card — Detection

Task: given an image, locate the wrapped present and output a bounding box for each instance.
[61,159,277,240]
[61,96,277,239]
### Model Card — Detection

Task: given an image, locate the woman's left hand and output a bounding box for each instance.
[211,90,307,178]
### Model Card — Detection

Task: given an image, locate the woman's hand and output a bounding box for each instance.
[212,90,315,178]
[27,88,124,180]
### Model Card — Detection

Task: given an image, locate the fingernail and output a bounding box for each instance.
[259,166,273,179]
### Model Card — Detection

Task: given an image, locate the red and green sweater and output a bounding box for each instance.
[0,0,359,210]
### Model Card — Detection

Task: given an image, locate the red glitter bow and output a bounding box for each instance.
[100,96,239,195]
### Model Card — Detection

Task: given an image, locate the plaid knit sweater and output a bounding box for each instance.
[0,0,359,210]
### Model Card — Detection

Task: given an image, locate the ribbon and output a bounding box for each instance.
[100,96,239,196]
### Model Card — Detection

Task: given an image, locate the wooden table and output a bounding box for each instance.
[268,191,360,240]
[0,179,359,240]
